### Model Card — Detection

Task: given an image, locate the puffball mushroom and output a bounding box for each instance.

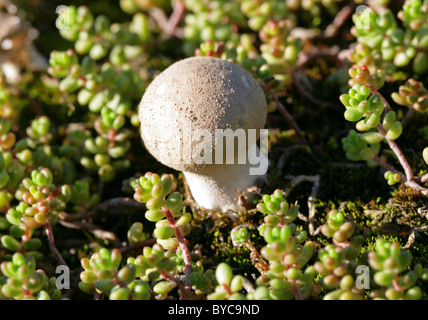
[138,56,268,211]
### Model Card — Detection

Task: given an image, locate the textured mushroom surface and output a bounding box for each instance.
[0,8,46,83]
[139,56,267,172]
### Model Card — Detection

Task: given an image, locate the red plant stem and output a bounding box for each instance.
[376,124,428,196]
[373,90,391,113]
[165,0,185,36]
[405,180,428,197]
[161,271,188,300]
[222,284,233,295]
[22,225,31,242]
[322,3,355,38]
[150,0,185,37]
[376,124,414,182]
[163,208,192,295]
[372,90,428,196]
[45,220,67,267]
[392,277,404,292]
[108,129,116,147]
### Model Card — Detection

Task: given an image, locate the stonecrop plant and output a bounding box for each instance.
[340,61,428,196]
[350,0,428,76]
[0,0,428,303]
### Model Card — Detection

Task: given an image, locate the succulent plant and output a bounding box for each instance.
[1,0,428,304]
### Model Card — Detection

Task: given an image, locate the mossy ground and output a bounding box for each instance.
[4,1,428,300]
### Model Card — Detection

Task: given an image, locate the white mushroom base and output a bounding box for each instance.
[183,145,268,212]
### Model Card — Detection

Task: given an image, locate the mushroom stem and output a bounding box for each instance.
[183,144,268,212]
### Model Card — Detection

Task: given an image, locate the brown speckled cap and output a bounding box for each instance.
[139,56,267,172]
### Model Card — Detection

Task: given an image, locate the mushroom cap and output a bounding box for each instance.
[138,56,267,172]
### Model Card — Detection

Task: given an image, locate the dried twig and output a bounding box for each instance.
[401,107,415,128]
[290,70,333,109]
[245,241,270,276]
[284,174,321,235]
[321,2,356,39]
[403,225,428,249]
[291,49,343,111]
[241,276,255,293]
[58,220,119,245]
[275,96,308,145]
[44,220,67,267]
[118,239,156,254]
[290,2,355,41]
[61,197,146,222]
[231,224,269,276]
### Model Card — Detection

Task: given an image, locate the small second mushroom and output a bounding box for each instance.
[138,56,268,212]
[0,7,47,83]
